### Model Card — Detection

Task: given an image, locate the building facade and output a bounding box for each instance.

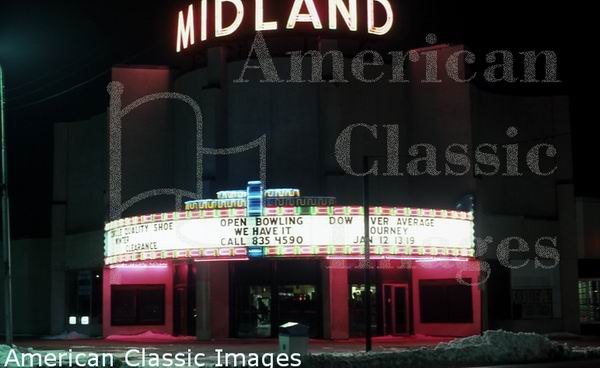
[1,35,590,339]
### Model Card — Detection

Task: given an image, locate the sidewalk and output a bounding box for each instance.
[15,335,452,354]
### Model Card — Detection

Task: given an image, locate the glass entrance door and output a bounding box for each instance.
[383,284,409,335]
[349,284,378,336]
[236,285,272,337]
[278,285,319,337]
[232,260,322,338]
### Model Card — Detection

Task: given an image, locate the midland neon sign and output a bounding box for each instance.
[177,0,395,52]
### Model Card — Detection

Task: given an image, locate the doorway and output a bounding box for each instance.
[383,284,409,335]
[236,285,272,337]
[173,262,196,336]
[231,260,322,338]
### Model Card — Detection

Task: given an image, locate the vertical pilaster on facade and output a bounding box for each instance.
[475,193,489,333]
[50,206,67,335]
[207,47,227,87]
[195,262,211,340]
[50,123,68,334]
[322,260,349,339]
[479,277,489,332]
[201,46,227,191]
[317,39,345,196]
[198,88,221,188]
[558,183,580,333]
[318,39,340,82]
[210,262,229,338]
[101,267,110,337]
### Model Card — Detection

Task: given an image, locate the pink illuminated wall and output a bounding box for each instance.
[411,260,481,336]
[102,262,174,337]
[323,259,350,339]
[209,262,229,338]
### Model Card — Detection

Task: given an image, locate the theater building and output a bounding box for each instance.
[39,37,577,339]
[1,1,585,341]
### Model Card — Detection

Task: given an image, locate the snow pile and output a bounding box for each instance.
[1,345,35,368]
[573,346,600,360]
[42,331,91,340]
[301,330,579,368]
[0,345,14,368]
[544,331,583,340]
[433,330,567,363]
[105,330,196,342]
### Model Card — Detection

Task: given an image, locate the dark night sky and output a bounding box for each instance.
[0,0,595,238]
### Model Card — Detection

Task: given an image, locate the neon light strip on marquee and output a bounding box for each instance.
[105,244,474,265]
[325,256,470,262]
[109,263,169,269]
[176,0,395,52]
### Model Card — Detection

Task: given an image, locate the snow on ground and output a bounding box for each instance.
[3,330,600,368]
[0,345,36,368]
[301,330,600,368]
[0,345,13,367]
[105,331,196,342]
[544,331,585,339]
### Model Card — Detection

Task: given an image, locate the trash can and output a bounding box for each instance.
[279,322,309,355]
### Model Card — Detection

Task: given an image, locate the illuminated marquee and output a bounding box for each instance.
[104,207,474,265]
[177,0,395,52]
[105,182,474,264]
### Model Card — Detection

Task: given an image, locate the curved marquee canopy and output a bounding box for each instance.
[104,206,474,265]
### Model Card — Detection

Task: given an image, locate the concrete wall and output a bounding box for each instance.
[64,114,108,233]
[470,84,575,333]
[171,44,475,208]
[471,90,571,217]
[577,197,600,258]
[0,238,51,337]
[51,117,107,335]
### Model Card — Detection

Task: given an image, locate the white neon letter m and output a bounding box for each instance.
[177,4,195,52]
